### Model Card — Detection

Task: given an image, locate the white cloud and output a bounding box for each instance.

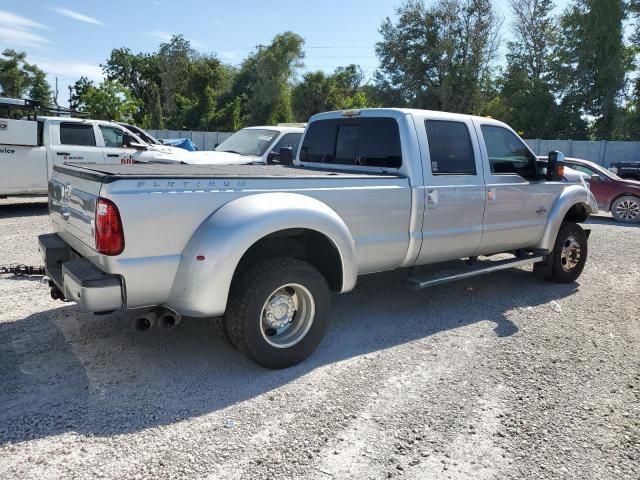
[0,26,49,48]
[0,10,49,48]
[52,7,105,26]
[31,57,104,82]
[220,51,236,60]
[0,9,48,30]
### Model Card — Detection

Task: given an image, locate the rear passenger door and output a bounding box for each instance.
[49,122,104,167]
[415,118,486,263]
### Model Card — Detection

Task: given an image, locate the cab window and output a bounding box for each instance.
[272,133,303,155]
[300,118,402,168]
[481,125,537,180]
[100,126,125,148]
[425,120,476,175]
[60,123,96,146]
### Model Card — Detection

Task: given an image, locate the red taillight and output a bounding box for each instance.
[95,198,124,255]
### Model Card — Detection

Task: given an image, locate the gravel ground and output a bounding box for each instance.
[0,197,638,480]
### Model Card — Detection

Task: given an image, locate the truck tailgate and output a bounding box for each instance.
[49,168,103,254]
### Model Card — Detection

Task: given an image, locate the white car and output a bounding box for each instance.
[181,125,304,165]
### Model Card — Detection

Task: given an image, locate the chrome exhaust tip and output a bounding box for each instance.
[157,308,181,330]
[132,309,158,332]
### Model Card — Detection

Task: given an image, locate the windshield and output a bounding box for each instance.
[121,124,159,145]
[215,128,279,156]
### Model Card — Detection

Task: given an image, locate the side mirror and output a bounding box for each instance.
[129,142,147,151]
[278,147,294,166]
[590,173,604,182]
[546,150,566,181]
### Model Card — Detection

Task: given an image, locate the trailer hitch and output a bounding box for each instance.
[0,264,46,276]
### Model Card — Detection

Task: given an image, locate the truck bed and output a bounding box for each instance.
[54,163,402,182]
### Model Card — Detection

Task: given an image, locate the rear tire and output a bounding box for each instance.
[223,258,331,369]
[611,195,640,223]
[547,222,588,283]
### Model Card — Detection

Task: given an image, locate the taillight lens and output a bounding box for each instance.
[95,198,124,255]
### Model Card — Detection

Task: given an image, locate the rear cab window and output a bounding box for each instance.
[300,117,402,169]
[60,123,96,146]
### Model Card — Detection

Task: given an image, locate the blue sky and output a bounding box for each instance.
[1,0,570,105]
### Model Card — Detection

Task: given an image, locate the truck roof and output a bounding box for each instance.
[309,108,509,128]
[242,125,304,134]
[36,116,117,125]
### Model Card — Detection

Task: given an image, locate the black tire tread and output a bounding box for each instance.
[610,195,640,224]
[549,221,588,283]
[224,257,328,365]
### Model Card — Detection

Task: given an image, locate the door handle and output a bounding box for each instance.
[488,187,497,205]
[427,189,438,209]
[107,154,119,158]
[56,152,70,156]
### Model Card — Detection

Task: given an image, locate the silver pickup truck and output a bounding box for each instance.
[39,108,598,368]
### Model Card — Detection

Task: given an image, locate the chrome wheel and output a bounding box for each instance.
[613,197,640,222]
[560,235,581,272]
[260,283,315,349]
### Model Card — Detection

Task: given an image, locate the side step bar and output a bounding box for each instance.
[408,253,545,290]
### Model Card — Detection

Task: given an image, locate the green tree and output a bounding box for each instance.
[292,65,371,121]
[0,49,52,105]
[484,0,564,137]
[552,0,628,139]
[69,76,93,111]
[235,32,305,125]
[74,80,139,121]
[145,82,164,129]
[102,47,161,124]
[375,0,501,113]
[157,35,194,127]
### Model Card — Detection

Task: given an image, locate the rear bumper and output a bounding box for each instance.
[38,233,124,312]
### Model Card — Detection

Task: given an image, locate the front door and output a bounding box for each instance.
[474,122,558,254]
[48,121,104,167]
[415,117,486,264]
[98,125,139,164]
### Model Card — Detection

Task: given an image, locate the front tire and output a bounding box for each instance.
[547,222,588,283]
[224,258,331,369]
[611,195,640,223]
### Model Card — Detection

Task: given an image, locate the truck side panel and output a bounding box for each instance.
[49,172,412,311]
[0,145,47,195]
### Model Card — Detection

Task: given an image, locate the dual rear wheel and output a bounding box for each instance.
[219,258,330,369]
